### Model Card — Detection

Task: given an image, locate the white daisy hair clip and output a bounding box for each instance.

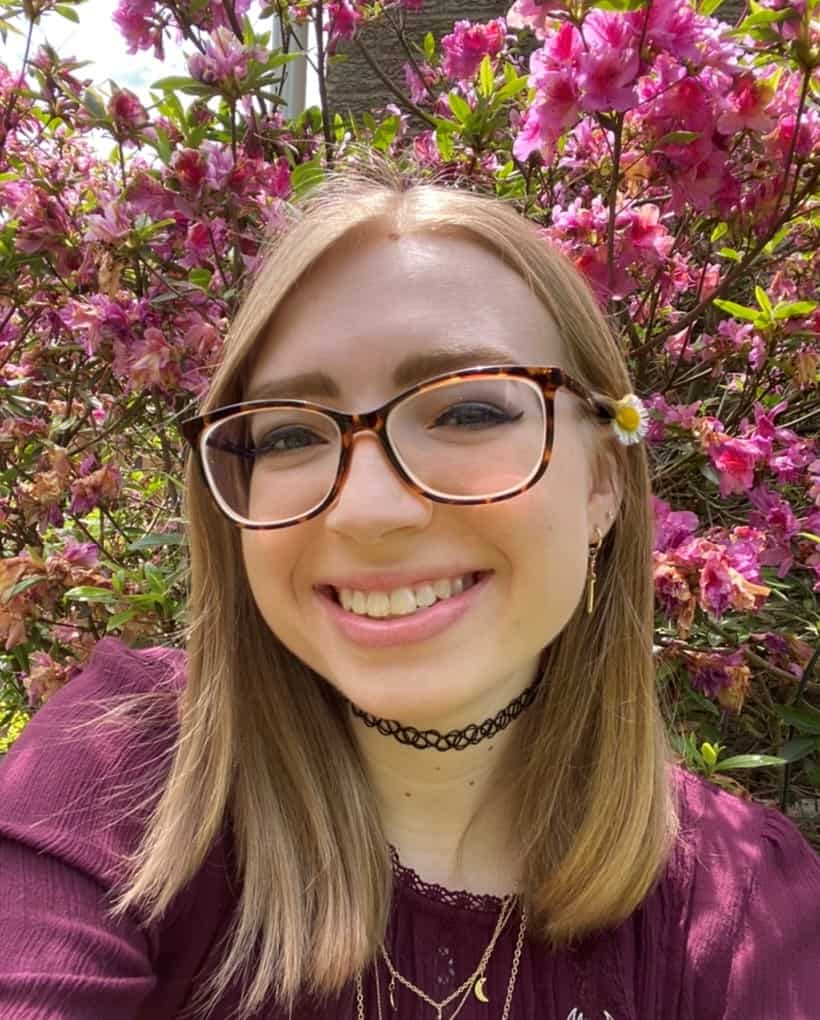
[610,393,649,446]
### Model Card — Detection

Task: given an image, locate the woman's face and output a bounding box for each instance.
[240,230,617,729]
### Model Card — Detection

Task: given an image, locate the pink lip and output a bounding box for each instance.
[314,571,493,649]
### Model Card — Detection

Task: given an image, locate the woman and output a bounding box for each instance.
[1,165,818,1020]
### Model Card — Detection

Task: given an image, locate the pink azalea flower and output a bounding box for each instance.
[129,326,178,392]
[113,0,163,59]
[748,486,800,578]
[622,204,674,265]
[506,0,566,39]
[171,148,209,193]
[653,553,696,634]
[62,539,100,567]
[441,19,506,83]
[107,88,148,142]
[69,463,122,516]
[717,74,775,135]
[325,1,362,54]
[85,201,132,243]
[640,0,702,64]
[188,27,266,87]
[653,496,700,553]
[709,436,762,496]
[577,11,640,113]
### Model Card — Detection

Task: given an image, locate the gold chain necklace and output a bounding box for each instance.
[354,897,528,1020]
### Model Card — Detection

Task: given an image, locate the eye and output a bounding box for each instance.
[252,426,329,454]
[430,402,524,429]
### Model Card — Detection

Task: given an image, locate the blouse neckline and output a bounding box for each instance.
[388,843,508,915]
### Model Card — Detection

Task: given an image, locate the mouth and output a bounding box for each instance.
[313,570,495,649]
[315,570,492,621]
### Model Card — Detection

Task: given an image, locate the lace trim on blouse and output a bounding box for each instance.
[388,843,507,914]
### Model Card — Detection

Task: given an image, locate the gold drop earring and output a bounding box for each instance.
[585,516,610,615]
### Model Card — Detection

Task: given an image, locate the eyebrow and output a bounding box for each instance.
[245,343,520,401]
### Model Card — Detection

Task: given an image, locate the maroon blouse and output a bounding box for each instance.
[1,637,818,1020]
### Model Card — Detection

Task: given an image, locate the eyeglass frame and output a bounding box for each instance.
[180,364,616,530]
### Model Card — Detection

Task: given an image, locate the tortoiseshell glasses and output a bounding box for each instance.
[180,365,615,530]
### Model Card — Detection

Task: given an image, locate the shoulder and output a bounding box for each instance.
[0,638,187,880]
[666,762,819,899]
[662,764,820,1014]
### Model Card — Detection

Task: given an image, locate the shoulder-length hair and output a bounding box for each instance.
[111,157,679,1019]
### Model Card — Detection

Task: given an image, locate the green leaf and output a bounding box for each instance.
[81,89,107,121]
[64,585,115,603]
[54,4,80,22]
[478,54,494,100]
[713,754,788,771]
[659,130,700,145]
[495,74,530,104]
[755,285,773,318]
[775,703,820,736]
[435,126,455,161]
[105,609,138,632]
[594,0,647,9]
[151,76,202,91]
[710,222,728,243]
[742,8,796,28]
[717,247,742,262]
[126,531,186,551]
[2,575,44,604]
[372,115,399,151]
[153,127,172,165]
[697,0,728,14]
[777,736,820,763]
[290,159,325,199]
[448,92,472,125]
[762,223,791,255]
[423,31,435,62]
[713,299,759,322]
[773,300,817,320]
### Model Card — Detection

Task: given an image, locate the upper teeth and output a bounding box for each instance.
[336,573,476,618]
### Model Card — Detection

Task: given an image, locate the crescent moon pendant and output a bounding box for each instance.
[474,976,489,1003]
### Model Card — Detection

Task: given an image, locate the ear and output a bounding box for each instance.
[586,436,622,541]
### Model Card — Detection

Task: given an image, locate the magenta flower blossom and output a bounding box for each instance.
[653,496,700,553]
[639,0,702,64]
[325,1,362,54]
[62,539,100,568]
[506,0,566,39]
[748,486,800,578]
[441,18,505,83]
[188,27,266,87]
[717,74,775,135]
[577,11,640,113]
[113,0,163,59]
[69,463,122,516]
[709,436,763,497]
[129,327,179,393]
[107,88,149,141]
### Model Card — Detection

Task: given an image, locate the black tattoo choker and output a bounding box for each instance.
[346,670,544,751]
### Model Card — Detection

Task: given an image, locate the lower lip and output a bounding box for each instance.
[314,572,494,649]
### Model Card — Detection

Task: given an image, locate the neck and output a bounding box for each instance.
[348,663,540,897]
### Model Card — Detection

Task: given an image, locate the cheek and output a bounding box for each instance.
[493,473,590,633]
[240,531,293,616]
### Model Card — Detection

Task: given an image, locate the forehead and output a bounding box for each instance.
[246,231,566,407]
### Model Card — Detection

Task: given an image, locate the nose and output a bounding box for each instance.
[323,431,432,541]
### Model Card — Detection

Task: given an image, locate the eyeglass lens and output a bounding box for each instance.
[201,376,547,526]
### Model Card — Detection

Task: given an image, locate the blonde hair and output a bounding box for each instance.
[110,158,679,1019]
